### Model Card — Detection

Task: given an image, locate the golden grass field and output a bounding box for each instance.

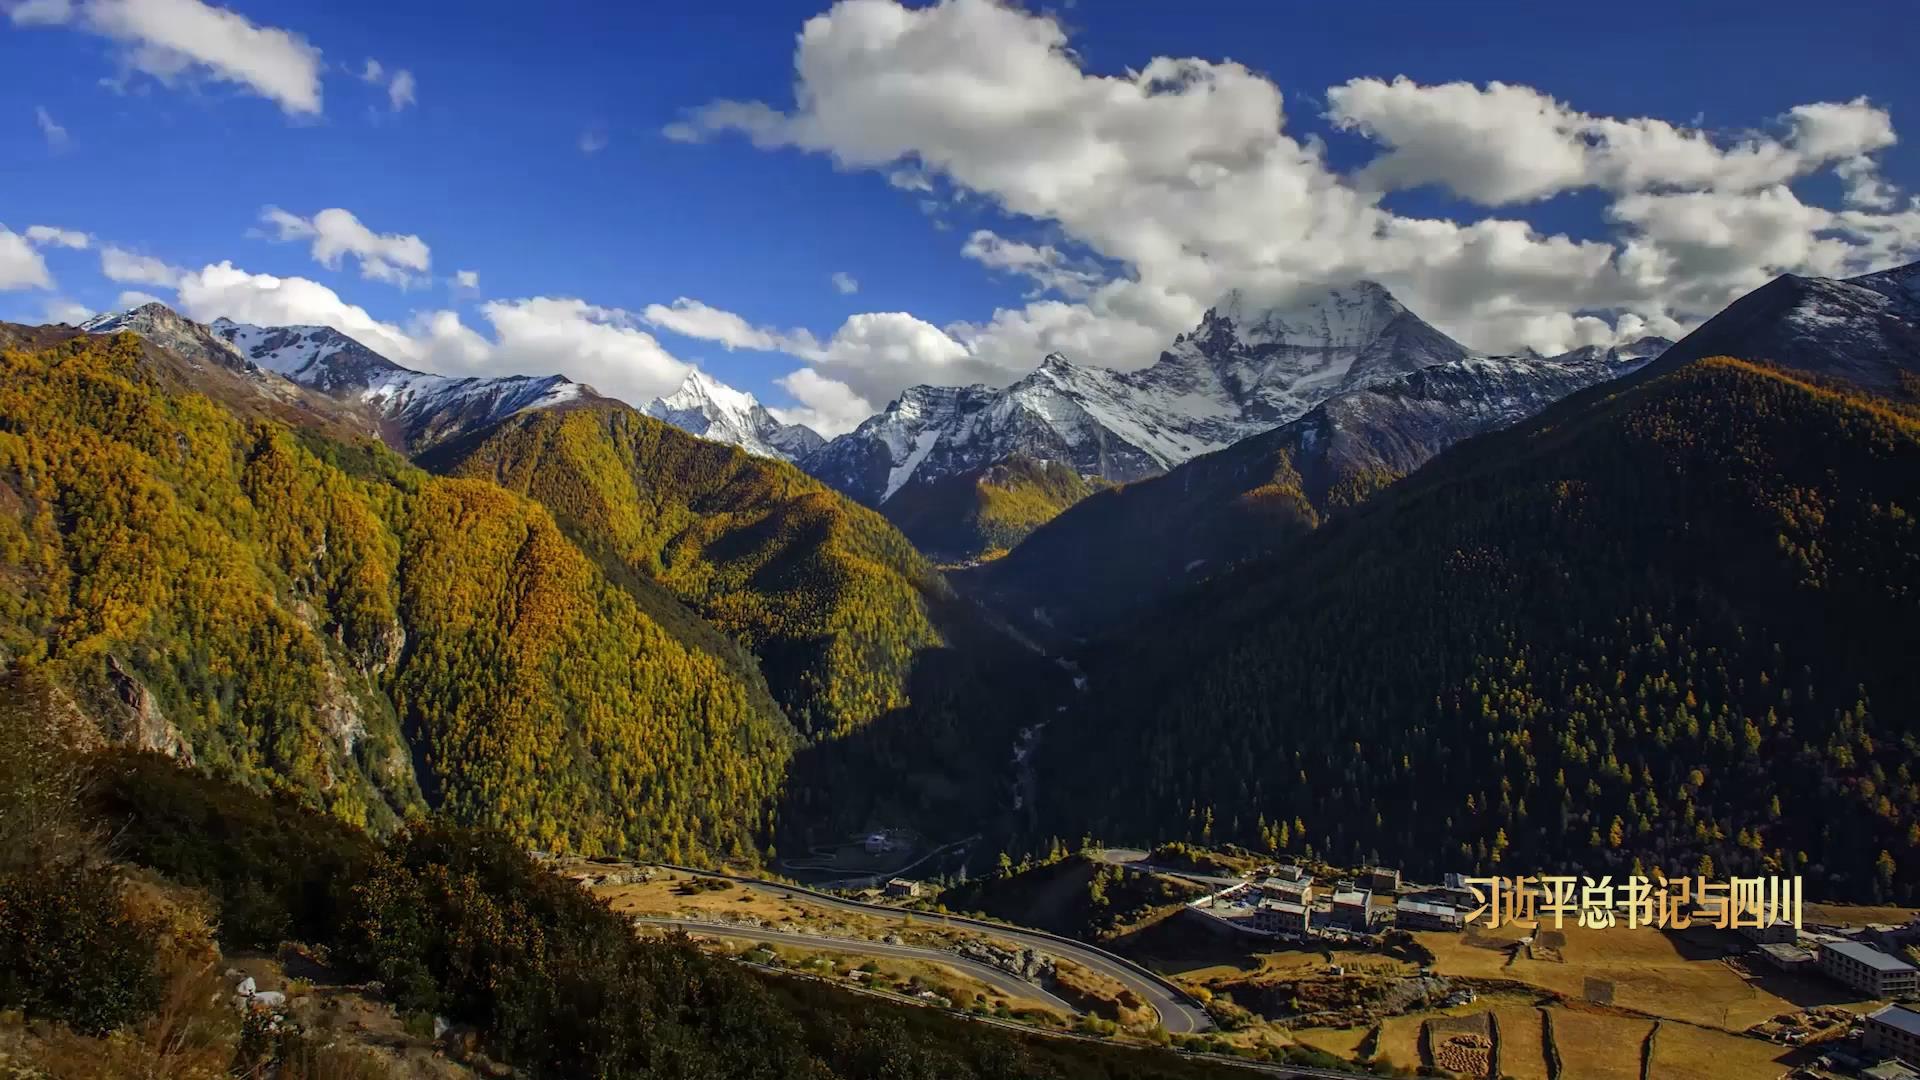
[1489,1004,1552,1080]
[1289,1025,1371,1058]
[1548,1006,1654,1080]
[1370,1013,1428,1072]
[1642,1020,1802,1080]
[1417,920,1862,1030]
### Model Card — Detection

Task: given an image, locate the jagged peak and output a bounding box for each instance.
[1195,280,1416,350]
[80,301,192,331]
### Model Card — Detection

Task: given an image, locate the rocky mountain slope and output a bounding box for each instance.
[972,338,1669,639]
[802,282,1471,506]
[81,305,593,454]
[1656,260,1920,395]
[643,367,824,461]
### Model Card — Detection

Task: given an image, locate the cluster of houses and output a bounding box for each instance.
[1190,863,1461,941]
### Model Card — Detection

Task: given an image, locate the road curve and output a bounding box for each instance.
[635,917,1078,1014]
[640,861,1216,1035]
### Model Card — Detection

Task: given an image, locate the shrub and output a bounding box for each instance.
[0,859,161,1036]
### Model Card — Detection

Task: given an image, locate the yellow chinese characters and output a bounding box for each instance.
[1461,874,1801,931]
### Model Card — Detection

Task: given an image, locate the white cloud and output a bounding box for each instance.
[169,261,691,407]
[642,297,819,353]
[0,226,53,289]
[34,105,69,149]
[17,0,325,115]
[99,245,181,286]
[831,270,859,294]
[259,206,431,286]
[354,60,414,112]
[173,260,418,357]
[1321,77,1870,204]
[42,297,92,323]
[453,269,480,290]
[478,297,688,401]
[961,229,1103,298]
[387,69,415,111]
[115,289,162,308]
[25,225,89,249]
[663,0,1920,378]
[579,129,608,154]
[769,367,874,437]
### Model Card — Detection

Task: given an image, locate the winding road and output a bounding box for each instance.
[634,917,1079,1013]
[639,861,1217,1035]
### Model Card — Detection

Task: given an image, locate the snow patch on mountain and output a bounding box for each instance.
[642,368,824,462]
[802,282,1474,505]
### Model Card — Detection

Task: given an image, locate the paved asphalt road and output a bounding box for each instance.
[634,917,1079,1014]
[644,862,1217,1035]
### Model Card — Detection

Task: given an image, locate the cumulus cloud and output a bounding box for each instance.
[1321,78,1892,204]
[0,226,54,289]
[641,297,819,354]
[259,206,431,286]
[99,245,181,286]
[42,297,92,323]
[769,367,874,436]
[25,225,88,249]
[664,0,1920,388]
[169,261,690,406]
[14,0,325,115]
[34,105,69,149]
[115,289,162,308]
[831,270,859,294]
[453,269,479,291]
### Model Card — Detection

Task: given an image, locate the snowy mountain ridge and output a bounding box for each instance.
[83,305,593,453]
[802,281,1477,505]
[642,368,824,462]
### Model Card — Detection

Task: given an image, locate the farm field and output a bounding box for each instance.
[1416,921,1863,1030]
[1369,1013,1427,1072]
[1288,1025,1369,1059]
[1642,1021,1804,1080]
[1548,1007,1653,1080]
[1489,1004,1552,1080]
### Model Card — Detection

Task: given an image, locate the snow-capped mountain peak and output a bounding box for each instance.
[1660,259,1920,394]
[642,368,824,463]
[211,319,409,396]
[82,306,594,452]
[801,280,1475,506]
[1204,281,1408,350]
[81,302,251,371]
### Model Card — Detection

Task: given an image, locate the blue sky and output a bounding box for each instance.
[3,0,1916,433]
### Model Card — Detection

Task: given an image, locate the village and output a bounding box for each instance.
[1178,858,1920,1078]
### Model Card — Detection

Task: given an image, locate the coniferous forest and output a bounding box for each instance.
[1030,357,1920,900]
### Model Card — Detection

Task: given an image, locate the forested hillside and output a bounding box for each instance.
[1034,357,1920,901]
[882,455,1100,562]
[0,331,791,860]
[425,401,950,740]
[0,689,1261,1079]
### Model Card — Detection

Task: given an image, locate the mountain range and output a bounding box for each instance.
[971,336,1672,637]
[16,256,1920,899]
[799,282,1471,508]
